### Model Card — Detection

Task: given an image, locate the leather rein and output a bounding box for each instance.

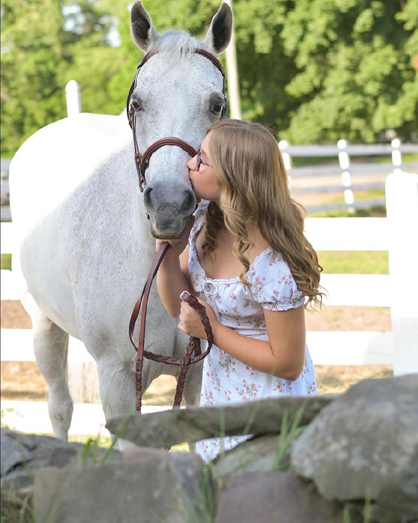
[128,48,226,413]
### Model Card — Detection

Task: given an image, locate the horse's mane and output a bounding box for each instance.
[150,30,212,63]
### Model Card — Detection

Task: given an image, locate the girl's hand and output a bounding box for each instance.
[155,216,195,256]
[178,297,218,339]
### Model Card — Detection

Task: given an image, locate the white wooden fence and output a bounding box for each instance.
[1,172,418,407]
[280,140,418,213]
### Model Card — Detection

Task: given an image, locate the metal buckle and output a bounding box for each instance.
[180,290,192,301]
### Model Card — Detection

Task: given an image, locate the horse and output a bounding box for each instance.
[9,1,232,441]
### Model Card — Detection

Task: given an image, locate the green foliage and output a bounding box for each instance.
[1,0,126,156]
[280,0,418,143]
[1,0,417,157]
[1,0,67,156]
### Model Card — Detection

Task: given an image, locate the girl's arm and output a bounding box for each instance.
[178,301,306,380]
[157,245,194,318]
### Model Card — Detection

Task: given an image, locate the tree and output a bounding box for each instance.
[1,0,67,156]
[278,0,418,143]
[2,0,416,155]
[1,0,120,156]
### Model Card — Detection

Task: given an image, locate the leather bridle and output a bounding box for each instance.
[129,243,214,414]
[126,48,227,191]
[128,48,226,413]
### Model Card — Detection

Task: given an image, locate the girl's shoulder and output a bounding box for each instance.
[248,248,305,311]
[251,247,288,273]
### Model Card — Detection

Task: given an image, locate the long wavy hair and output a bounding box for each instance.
[202,119,324,307]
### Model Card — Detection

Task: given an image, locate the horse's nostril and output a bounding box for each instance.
[143,186,155,211]
[183,190,196,213]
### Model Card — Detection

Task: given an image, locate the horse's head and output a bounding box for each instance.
[128,2,232,239]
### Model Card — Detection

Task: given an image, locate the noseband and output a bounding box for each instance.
[126,48,227,191]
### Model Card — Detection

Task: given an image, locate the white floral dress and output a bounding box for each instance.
[189,202,317,462]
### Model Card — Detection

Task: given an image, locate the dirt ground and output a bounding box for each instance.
[1,300,393,403]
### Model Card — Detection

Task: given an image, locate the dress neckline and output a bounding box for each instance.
[191,213,273,283]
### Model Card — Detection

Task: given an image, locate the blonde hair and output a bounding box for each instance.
[202,119,324,308]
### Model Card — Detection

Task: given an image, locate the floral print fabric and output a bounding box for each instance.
[189,201,317,462]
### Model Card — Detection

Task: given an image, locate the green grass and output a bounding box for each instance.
[292,156,338,168]
[318,251,388,275]
[371,152,418,164]
[1,253,11,270]
[272,406,306,472]
[323,189,385,206]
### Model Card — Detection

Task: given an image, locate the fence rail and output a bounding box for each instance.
[279,139,418,213]
[1,171,418,408]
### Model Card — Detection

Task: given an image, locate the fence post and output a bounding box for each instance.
[337,139,355,207]
[391,138,403,173]
[279,140,292,188]
[223,0,242,120]
[386,171,418,376]
[65,80,82,117]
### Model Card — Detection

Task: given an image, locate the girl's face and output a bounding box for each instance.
[187,132,222,203]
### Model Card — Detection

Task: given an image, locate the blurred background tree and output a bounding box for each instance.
[1,0,417,157]
[278,0,418,143]
[1,0,67,156]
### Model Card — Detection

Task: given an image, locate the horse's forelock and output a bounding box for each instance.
[150,30,211,63]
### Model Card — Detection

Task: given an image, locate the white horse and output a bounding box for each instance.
[9,1,232,440]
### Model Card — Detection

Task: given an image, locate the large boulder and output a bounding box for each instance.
[33,447,208,523]
[291,374,418,523]
[214,471,363,523]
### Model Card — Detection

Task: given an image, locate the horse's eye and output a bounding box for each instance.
[212,102,224,114]
[131,99,142,111]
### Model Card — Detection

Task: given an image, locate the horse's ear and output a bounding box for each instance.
[203,2,233,55]
[130,1,159,52]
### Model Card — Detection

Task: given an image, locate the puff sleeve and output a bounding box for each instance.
[248,249,305,311]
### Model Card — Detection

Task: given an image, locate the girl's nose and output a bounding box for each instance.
[187,155,197,171]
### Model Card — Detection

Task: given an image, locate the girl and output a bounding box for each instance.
[157,120,323,462]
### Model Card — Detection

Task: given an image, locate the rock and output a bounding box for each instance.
[33,450,209,523]
[214,471,363,523]
[213,434,282,477]
[106,394,336,448]
[122,447,208,511]
[1,429,33,476]
[291,374,418,523]
[1,428,87,491]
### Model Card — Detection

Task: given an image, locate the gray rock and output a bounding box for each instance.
[1,429,33,476]
[291,374,418,523]
[214,471,363,523]
[1,428,86,490]
[213,434,282,478]
[122,447,208,512]
[33,451,208,523]
[106,394,336,448]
